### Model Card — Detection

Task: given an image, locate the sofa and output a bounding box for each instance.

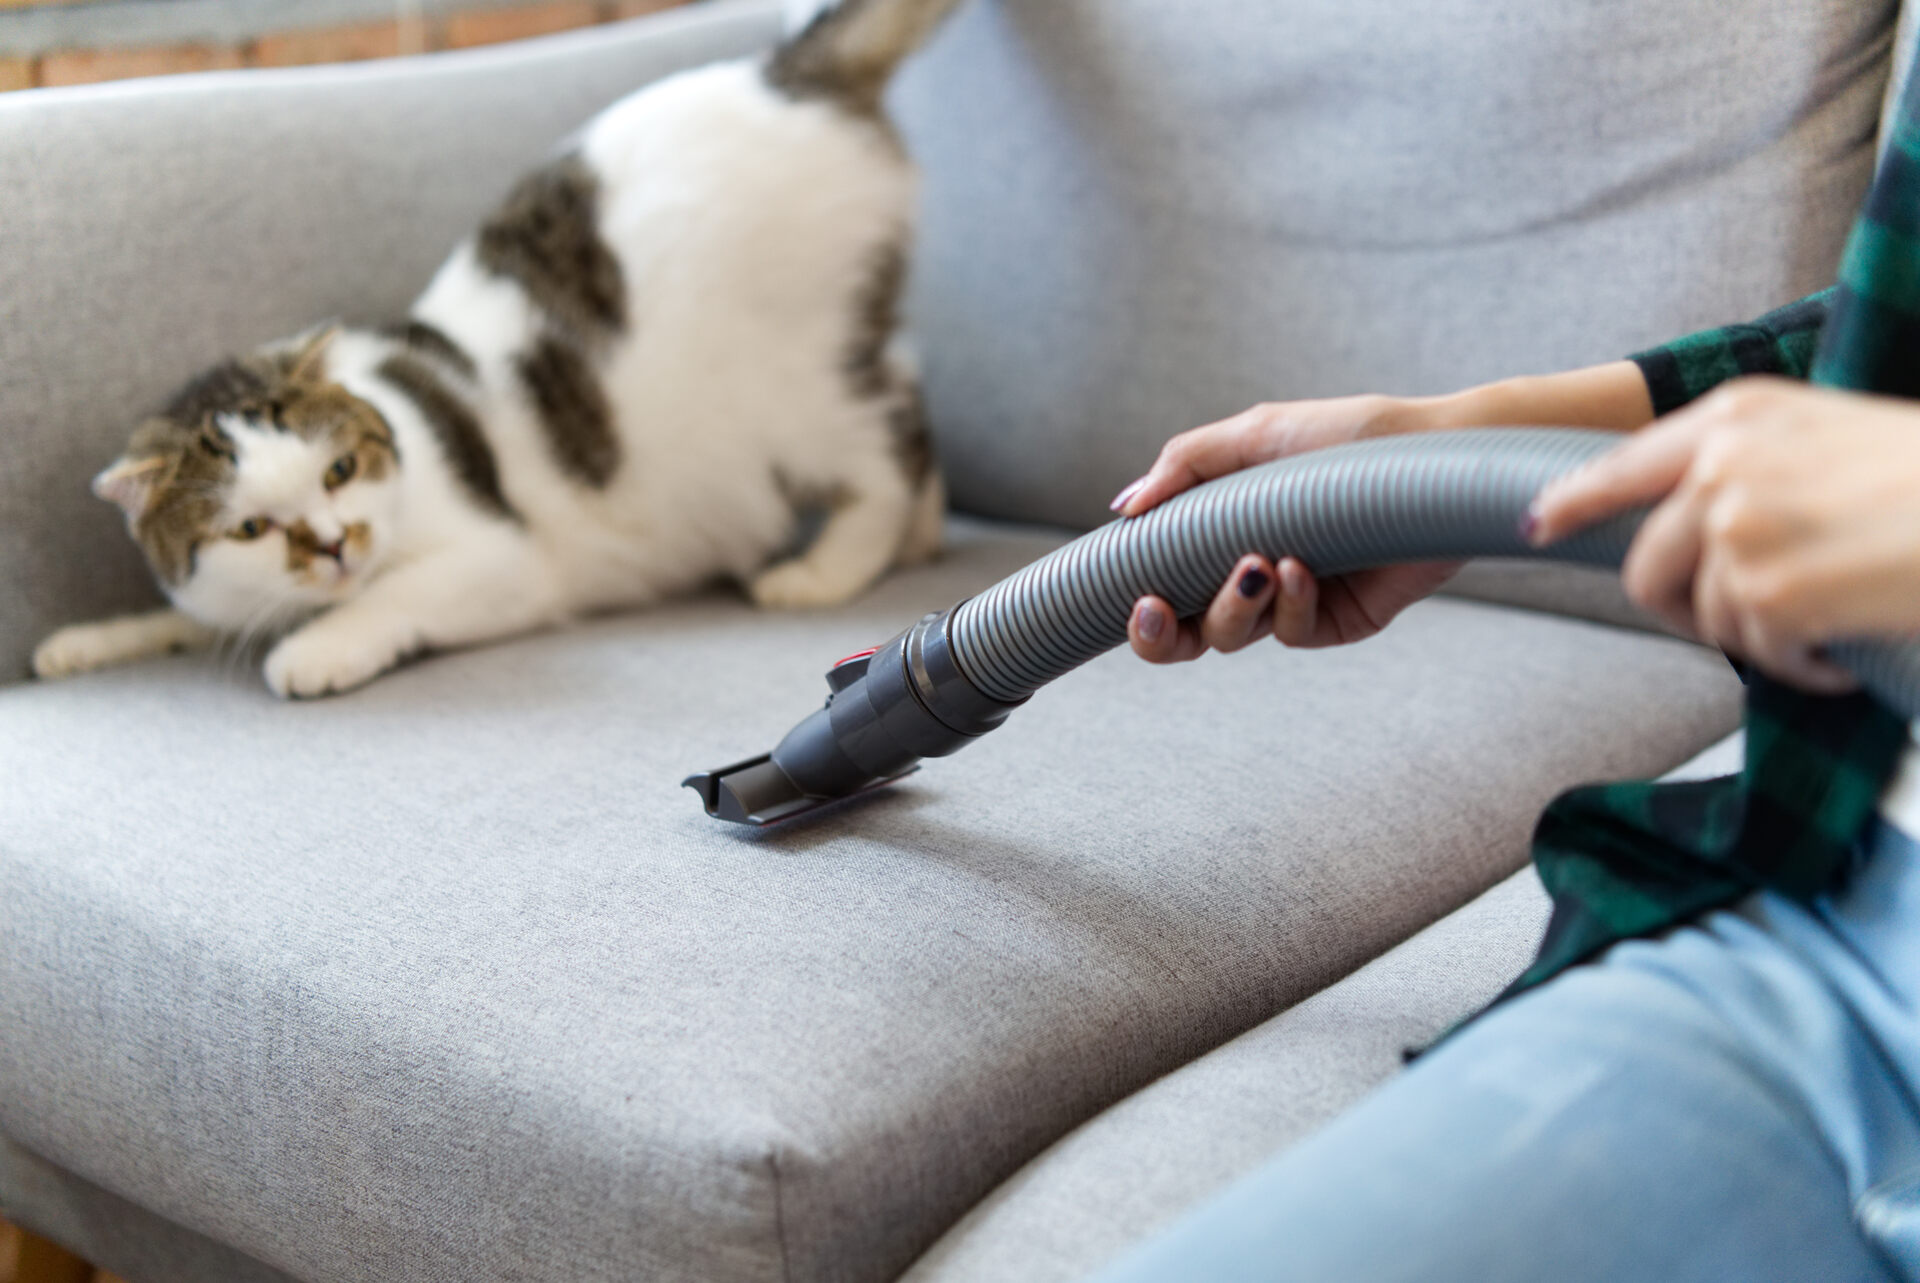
[0,1,1906,1279]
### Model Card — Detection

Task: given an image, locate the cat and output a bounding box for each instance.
[32,0,957,699]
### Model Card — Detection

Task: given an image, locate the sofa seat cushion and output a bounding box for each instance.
[902,733,1749,1283]
[904,869,1553,1283]
[0,520,1740,1283]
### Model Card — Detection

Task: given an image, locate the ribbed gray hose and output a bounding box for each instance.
[948,427,1920,719]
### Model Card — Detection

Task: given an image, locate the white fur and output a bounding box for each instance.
[33,608,217,680]
[108,51,943,698]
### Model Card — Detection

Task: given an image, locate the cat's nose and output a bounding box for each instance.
[316,539,344,562]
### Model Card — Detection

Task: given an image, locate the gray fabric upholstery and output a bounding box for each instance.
[902,872,1555,1283]
[904,732,1749,1283]
[1442,560,1683,639]
[0,1138,296,1283]
[893,0,1898,530]
[0,0,785,683]
[0,516,1740,1282]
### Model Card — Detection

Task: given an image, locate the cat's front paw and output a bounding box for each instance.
[749,559,862,611]
[263,626,402,699]
[32,623,122,679]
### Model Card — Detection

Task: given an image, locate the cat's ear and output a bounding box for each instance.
[91,454,171,519]
[284,324,341,384]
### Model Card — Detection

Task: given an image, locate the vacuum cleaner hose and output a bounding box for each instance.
[686,428,1920,825]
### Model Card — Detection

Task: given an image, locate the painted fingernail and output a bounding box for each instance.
[1136,602,1165,643]
[1110,478,1147,512]
[1518,504,1541,544]
[1237,567,1271,599]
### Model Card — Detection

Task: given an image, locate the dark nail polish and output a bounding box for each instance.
[1137,603,1165,643]
[1237,567,1271,599]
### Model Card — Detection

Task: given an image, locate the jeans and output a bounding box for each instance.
[1089,819,1920,1282]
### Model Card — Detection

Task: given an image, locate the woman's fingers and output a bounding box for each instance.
[1618,478,1709,637]
[1272,558,1321,647]
[1113,410,1277,517]
[1272,560,1462,649]
[1128,595,1209,664]
[1129,557,1283,664]
[1694,540,1858,693]
[1200,557,1278,652]
[1527,415,1709,546]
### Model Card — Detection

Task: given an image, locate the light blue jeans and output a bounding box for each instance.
[1091,819,1920,1283]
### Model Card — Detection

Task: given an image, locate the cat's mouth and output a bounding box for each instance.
[305,557,359,595]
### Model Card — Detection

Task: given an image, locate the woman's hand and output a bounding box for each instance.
[1118,394,1464,661]
[1121,361,1655,663]
[1529,378,1920,692]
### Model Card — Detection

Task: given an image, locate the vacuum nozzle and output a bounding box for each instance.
[685,608,1021,826]
[682,755,820,826]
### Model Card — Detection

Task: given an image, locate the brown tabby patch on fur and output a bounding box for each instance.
[284,384,397,480]
[845,238,905,400]
[517,335,620,488]
[123,417,235,585]
[886,394,933,486]
[843,236,932,484]
[122,343,396,585]
[476,155,626,339]
[160,358,272,428]
[379,319,478,380]
[765,0,961,118]
[376,353,517,520]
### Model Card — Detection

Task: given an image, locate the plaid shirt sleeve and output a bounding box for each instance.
[1814,84,1920,397]
[1627,288,1835,417]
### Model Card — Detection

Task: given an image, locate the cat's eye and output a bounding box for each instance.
[324,453,358,490]
[231,517,274,541]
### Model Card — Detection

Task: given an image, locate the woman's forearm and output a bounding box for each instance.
[1408,360,1656,434]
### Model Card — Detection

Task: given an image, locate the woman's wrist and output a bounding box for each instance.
[1418,361,1656,434]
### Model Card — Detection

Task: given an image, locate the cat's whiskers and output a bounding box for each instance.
[220,593,298,680]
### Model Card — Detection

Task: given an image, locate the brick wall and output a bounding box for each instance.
[0,0,693,91]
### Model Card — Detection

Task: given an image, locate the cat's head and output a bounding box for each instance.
[95,329,401,631]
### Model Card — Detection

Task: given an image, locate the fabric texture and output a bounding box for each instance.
[0,0,785,684]
[1440,561,1679,638]
[1518,682,1909,995]
[0,518,1740,1283]
[900,735,1743,1283]
[1507,49,1920,1009]
[890,0,1898,532]
[0,1138,296,1283]
[900,870,1554,1283]
[1087,814,1920,1283]
[1819,64,1920,398]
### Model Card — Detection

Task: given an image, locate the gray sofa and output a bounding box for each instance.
[0,1,1905,1279]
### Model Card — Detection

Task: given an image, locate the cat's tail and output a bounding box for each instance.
[765,0,964,114]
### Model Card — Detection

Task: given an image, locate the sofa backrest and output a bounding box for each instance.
[892,0,1903,528]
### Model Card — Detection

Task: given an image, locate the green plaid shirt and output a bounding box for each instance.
[1503,63,1920,1002]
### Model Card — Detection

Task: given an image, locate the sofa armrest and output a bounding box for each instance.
[0,0,783,683]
